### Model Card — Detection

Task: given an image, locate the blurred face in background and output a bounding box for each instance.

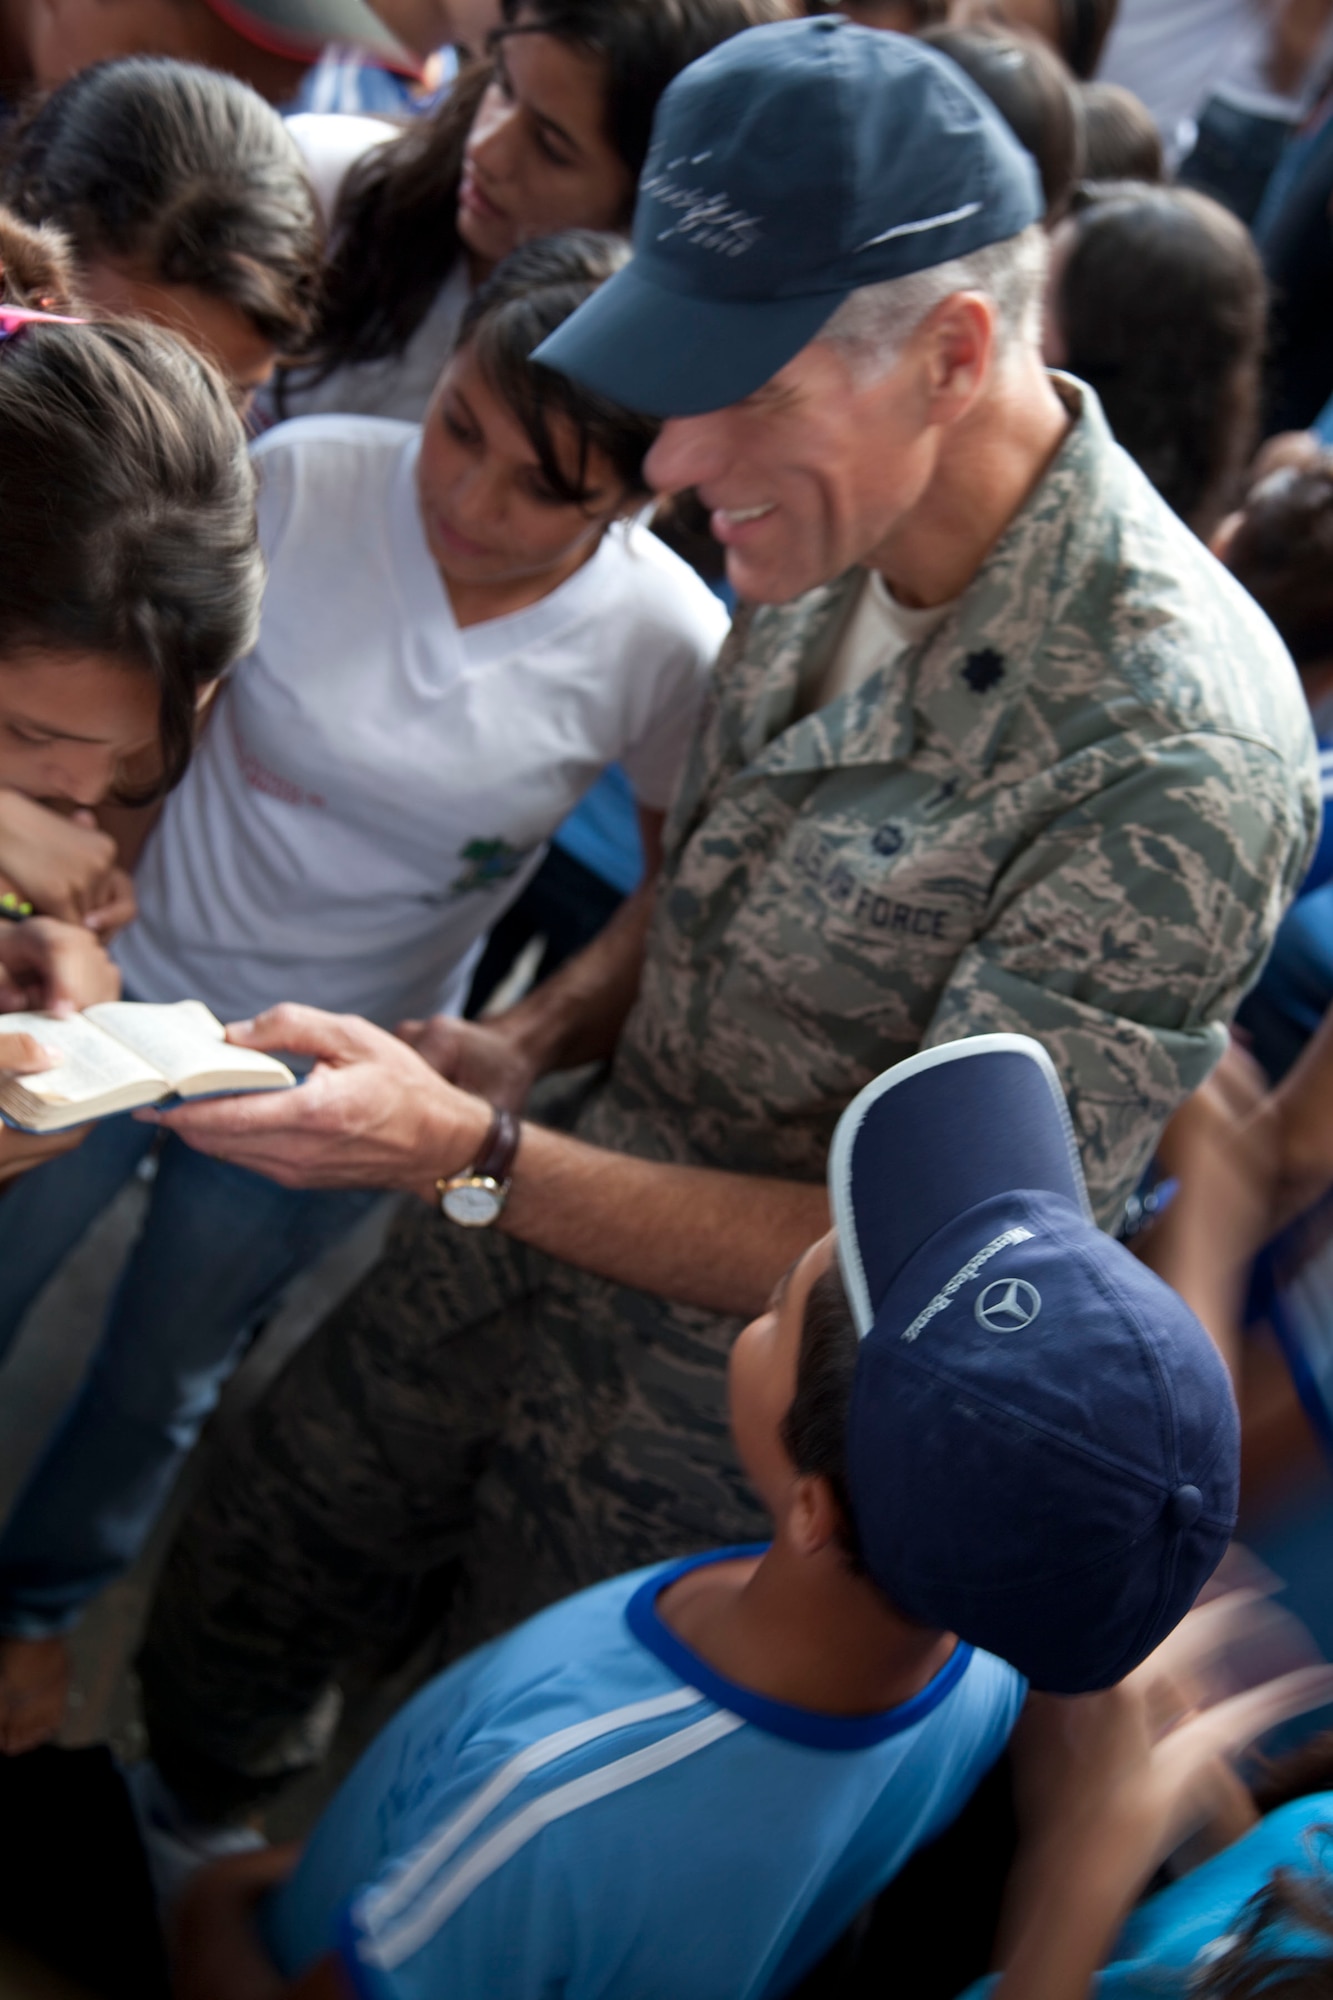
[76,258,277,411]
[457,25,634,272]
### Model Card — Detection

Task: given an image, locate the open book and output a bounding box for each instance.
[0,1000,296,1133]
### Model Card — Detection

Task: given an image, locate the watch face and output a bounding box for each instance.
[442,1179,504,1227]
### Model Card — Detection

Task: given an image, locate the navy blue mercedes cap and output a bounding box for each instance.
[828,1035,1239,1694]
[533,16,1042,416]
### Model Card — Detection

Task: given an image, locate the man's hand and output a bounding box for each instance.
[0,916,121,1015]
[396,1012,541,1111]
[0,793,121,921]
[143,1003,492,1194]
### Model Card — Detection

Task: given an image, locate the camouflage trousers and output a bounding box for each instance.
[137,1196,764,1820]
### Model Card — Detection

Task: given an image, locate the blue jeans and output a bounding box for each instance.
[0,1116,380,1636]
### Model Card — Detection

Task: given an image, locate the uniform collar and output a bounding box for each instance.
[752,374,1107,780]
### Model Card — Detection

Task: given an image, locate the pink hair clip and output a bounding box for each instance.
[0,305,85,341]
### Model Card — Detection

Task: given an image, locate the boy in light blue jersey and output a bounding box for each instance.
[173,1035,1240,2000]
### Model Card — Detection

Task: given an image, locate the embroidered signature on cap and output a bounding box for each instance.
[642,155,763,257]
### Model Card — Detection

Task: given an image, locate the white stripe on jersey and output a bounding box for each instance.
[357,1707,745,1972]
[361,1686,708,1933]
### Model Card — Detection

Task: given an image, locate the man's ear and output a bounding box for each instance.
[919,292,994,425]
[787,1471,849,1560]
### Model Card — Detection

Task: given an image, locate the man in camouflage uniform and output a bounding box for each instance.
[135,20,1316,1816]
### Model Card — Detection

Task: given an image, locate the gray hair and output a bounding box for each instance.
[818,224,1049,382]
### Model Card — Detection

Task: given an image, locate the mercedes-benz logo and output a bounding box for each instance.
[974,1278,1041,1332]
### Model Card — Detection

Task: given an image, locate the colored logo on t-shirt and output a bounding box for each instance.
[451,838,531,897]
[235,737,326,810]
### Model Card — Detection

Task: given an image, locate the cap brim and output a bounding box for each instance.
[204,0,415,67]
[829,1035,1093,1338]
[532,259,846,418]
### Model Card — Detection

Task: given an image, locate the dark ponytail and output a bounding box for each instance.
[2,58,322,352]
[0,205,77,313]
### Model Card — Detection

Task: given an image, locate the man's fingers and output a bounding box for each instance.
[145,1086,321,1147]
[224,1003,389,1063]
[0,1032,58,1073]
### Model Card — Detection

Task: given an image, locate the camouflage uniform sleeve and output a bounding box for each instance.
[923,729,1318,1228]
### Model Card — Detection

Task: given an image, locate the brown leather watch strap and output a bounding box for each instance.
[471,1106,521,1184]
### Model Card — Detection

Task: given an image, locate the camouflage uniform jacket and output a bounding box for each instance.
[579,381,1320,1226]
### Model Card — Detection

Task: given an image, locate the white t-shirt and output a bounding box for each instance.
[115,417,728,1027]
[1097,0,1333,158]
[809,570,954,713]
[285,111,397,226]
[272,113,470,426]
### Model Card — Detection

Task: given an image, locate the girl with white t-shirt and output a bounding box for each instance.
[0,231,728,1747]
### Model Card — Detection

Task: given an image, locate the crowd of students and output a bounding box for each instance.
[4,0,1333,1995]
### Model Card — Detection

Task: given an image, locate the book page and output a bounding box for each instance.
[85,1001,294,1094]
[0,1011,164,1109]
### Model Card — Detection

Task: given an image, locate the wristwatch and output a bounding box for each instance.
[437,1106,520,1227]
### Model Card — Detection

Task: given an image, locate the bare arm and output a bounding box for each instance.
[502,808,664,1072]
[1267,0,1333,95]
[493,1119,827,1316]
[147,1005,826,1319]
[397,809,664,1109]
[1132,1041,1276,1385]
[173,1848,353,2000]
[1253,1001,1333,1230]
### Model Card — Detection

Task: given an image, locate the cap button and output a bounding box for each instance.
[1167,1483,1204,1529]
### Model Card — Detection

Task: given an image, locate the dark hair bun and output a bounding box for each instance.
[0,205,78,313]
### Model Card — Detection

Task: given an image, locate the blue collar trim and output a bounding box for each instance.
[625,1545,973,1750]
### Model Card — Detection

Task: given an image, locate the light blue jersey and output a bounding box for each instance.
[963,1793,1333,1996]
[263,1548,1024,2000]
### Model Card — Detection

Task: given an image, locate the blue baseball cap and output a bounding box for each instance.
[828,1035,1239,1693]
[533,17,1042,417]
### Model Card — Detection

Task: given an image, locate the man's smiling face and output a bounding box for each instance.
[642,335,945,605]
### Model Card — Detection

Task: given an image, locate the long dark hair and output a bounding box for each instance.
[2,57,322,351]
[0,208,261,795]
[303,0,784,383]
[1056,183,1266,535]
[458,230,658,505]
[1056,0,1116,79]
